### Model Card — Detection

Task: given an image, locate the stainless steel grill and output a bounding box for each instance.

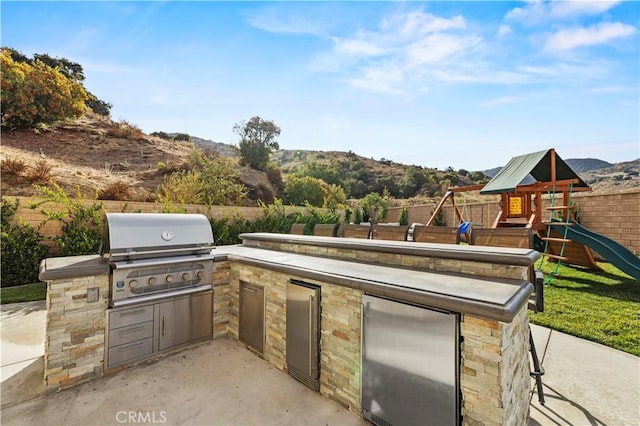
[102,213,215,307]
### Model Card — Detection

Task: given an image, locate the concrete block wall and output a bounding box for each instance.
[572,190,640,254]
[385,189,640,253]
[44,274,109,392]
[461,307,530,425]
[227,263,363,416]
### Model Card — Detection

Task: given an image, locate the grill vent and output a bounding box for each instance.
[370,412,394,426]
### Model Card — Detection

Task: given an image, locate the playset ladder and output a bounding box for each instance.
[539,183,574,284]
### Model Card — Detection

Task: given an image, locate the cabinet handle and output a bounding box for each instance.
[119,325,145,335]
[308,295,314,375]
[119,341,145,352]
[119,309,146,317]
[162,317,165,336]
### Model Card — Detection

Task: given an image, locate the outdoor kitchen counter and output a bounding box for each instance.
[214,239,536,323]
[39,254,109,281]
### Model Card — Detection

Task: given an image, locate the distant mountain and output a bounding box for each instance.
[190,135,236,157]
[482,158,613,178]
[482,166,503,178]
[565,158,612,174]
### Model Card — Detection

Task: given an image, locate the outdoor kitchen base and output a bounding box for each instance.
[40,230,538,425]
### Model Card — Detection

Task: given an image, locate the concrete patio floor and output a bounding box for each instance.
[1,301,639,425]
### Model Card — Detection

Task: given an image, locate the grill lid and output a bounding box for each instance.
[102,213,214,261]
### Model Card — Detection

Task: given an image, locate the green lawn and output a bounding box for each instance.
[0,282,47,305]
[529,261,640,356]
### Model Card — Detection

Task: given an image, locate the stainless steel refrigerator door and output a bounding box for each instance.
[362,294,459,426]
[286,280,320,390]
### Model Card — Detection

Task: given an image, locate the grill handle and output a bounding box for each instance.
[110,284,212,308]
[111,246,215,261]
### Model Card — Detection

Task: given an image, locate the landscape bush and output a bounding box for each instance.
[99,181,132,201]
[1,49,88,129]
[158,150,247,206]
[25,159,54,184]
[106,120,144,140]
[34,183,104,256]
[1,158,27,176]
[1,198,49,287]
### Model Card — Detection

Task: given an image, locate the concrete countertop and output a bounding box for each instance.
[240,232,541,266]
[215,245,533,322]
[38,255,109,281]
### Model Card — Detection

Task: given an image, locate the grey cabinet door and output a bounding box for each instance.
[239,282,264,354]
[158,292,212,351]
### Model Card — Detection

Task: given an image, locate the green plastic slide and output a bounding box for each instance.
[550,221,640,281]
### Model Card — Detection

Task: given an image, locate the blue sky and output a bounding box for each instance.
[2,1,639,170]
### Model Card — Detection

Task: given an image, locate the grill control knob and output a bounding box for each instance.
[148,277,157,285]
[166,275,174,283]
[129,280,138,288]
[182,272,191,281]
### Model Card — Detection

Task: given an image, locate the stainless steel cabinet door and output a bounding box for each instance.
[286,281,320,390]
[239,282,265,354]
[362,295,459,426]
[158,291,212,351]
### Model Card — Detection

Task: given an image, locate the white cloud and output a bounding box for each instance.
[332,36,385,57]
[497,25,512,36]
[383,10,466,37]
[588,85,638,94]
[481,96,526,107]
[545,22,637,51]
[246,8,326,36]
[550,1,623,18]
[505,0,622,24]
[316,9,478,94]
[406,33,481,66]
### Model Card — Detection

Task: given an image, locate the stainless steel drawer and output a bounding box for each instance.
[108,321,154,348]
[109,305,154,329]
[108,337,153,366]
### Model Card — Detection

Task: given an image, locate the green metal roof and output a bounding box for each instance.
[480,149,589,194]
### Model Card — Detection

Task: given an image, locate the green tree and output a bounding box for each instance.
[2,47,112,118]
[283,176,326,207]
[293,161,343,186]
[361,192,388,225]
[233,116,281,171]
[1,49,88,128]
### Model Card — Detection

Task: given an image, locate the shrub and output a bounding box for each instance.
[1,158,27,176]
[398,206,409,226]
[353,206,363,224]
[35,183,104,256]
[0,198,49,287]
[26,159,54,184]
[99,181,131,201]
[173,133,191,142]
[283,175,326,207]
[106,120,144,140]
[1,49,87,129]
